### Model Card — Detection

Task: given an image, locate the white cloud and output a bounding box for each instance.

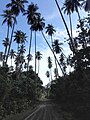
[45,10,59,21]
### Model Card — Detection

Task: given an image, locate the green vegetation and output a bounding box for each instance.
[0,0,90,119]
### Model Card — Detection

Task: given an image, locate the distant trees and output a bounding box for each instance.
[46,24,56,46]
[48,56,53,81]
[0,0,90,119]
[36,51,42,75]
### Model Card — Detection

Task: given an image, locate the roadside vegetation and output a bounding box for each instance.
[0,0,90,119]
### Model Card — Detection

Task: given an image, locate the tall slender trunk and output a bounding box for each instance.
[27,30,32,71]
[4,25,10,62]
[54,0,75,53]
[77,9,81,22]
[11,58,12,66]
[18,43,19,52]
[51,36,53,47]
[69,13,73,38]
[42,31,65,76]
[6,21,16,63]
[51,34,59,78]
[55,58,59,78]
[38,60,40,75]
[35,31,37,74]
[50,68,52,82]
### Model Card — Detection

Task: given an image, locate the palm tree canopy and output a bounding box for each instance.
[54,68,58,77]
[62,0,81,13]
[2,38,9,47]
[48,56,52,69]
[0,52,4,61]
[20,32,27,44]
[53,39,63,54]
[27,53,33,61]
[18,44,26,54]
[1,9,16,27]
[27,54,33,62]
[13,30,27,44]
[46,24,56,37]
[9,49,16,59]
[30,15,45,31]
[62,0,73,14]
[46,70,50,78]
[6,0,28,16]
[24,2,40,25]
[15,54,25,65]
[84,0,90,11]
[36,51,42,60]
[59,53,64,64]
[29,65,33,71]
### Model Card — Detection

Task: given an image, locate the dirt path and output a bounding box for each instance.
[24,100,76,120]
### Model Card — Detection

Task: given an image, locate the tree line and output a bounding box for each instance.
[0,0,90,119]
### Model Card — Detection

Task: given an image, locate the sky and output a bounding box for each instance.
[0,0,87,86]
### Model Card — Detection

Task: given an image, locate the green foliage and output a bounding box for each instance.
[50,69,90,103]
[0,67,43,119]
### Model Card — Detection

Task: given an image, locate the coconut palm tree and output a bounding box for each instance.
[52,39,63,77]
[0,52,4,66]
[46,70,50,82]
[54,68,59,79]
[24,2,40,25]
[53,39,63,54]
[23,3,40,71]
[84,0,90,11]
[36,51,42,75]
[48,56,53,82]
[6,0,28,63]
[1,9,16,61]
[59,53,67,74]
[18,44,26,71]
[13,30,22,52]
[13,30,27,52]
[41,31,65,75]
[27,53,33,64]
[20,32,27,45]
[54,0,75,53]
[29,65,33,71]
[6,0,28,16]
[46,24,56,46]
[2,38,9,61]
[30,15,45,73]
[1,9,15,38]
[9,49,16,66]
[18,44,26,55]
[62,0,73,37]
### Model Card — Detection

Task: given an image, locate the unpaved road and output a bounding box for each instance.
[24,100,76,120]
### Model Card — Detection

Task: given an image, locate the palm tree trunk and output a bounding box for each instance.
[11,58,12,66]
[42,31,65,76]
[69,13,73,38]
[7,24,9,40]
[50,68,52,82]
[38,60,40,75]
[51,34,59,78]
[35,31,37,74]
[27,30,32,71]
[51,36,53,47]
[54,0,75,53]
[6,20,16,63]
[55,58,59,78]
[4,25,10,62]
[18,43,19,52]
